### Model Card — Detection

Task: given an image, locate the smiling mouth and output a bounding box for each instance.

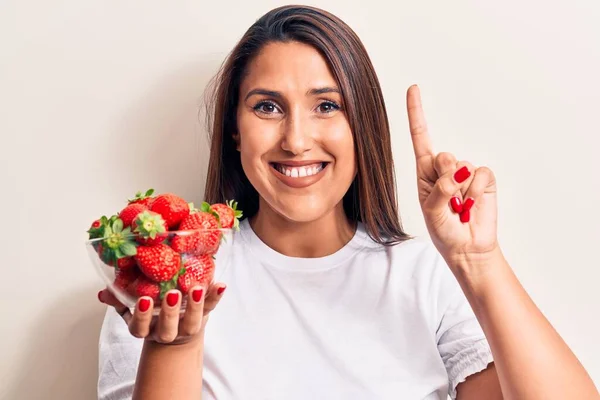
[269,162,329,178]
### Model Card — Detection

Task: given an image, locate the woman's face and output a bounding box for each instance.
[235,41,357,223]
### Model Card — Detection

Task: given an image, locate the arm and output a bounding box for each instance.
[133,333,205,400]
[456,363,503,400]
[99,283,226,400]
[405,84,598,399]
[450,248,599,400]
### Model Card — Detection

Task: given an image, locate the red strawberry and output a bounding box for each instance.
[114,267,141,294]
[133,276,161,301]
[119,203,147,228]
[150,194,189,229]
[128,188,156,208]
[177,255,215,294]
[135,244,181,282]
[133,211,168,246]
[116,256,136,270]
[211,200,243,229]
[171,210,221,255]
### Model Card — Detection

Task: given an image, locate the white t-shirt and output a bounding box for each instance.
[98,219,494,400]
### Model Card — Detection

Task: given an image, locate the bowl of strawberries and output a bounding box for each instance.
[86,189,242,312]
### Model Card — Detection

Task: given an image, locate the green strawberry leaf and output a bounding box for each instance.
[159,280,177,299]
[114,247,124,259]
[145,188,155,197]
[200,202,211,213]
[120,242,137,256]
[113,218,124,233]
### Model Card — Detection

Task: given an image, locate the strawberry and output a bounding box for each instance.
[170,207,221,255]
[128,188,156,208]
[97,217,138,266]
[114,267,141,294]
[177,254,215,294]
[132,276,161,301]
[211,200,243,229]
[133,211,168,246]
[116,256,136,270]
[150,193,189,229]
[135,244,181,282]
[88,216,110,240]
[119,203,147,228]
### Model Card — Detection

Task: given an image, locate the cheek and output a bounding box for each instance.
[324,119,355,169]
[237,113,279,160]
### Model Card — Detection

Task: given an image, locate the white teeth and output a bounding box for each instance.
[274,163,326,178]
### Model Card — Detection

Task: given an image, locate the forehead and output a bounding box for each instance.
[241,41,337,91]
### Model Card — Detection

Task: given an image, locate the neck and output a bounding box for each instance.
[248,200,357,258]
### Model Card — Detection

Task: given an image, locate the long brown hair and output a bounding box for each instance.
[204,5,411,246]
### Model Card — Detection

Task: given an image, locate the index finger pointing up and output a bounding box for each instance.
[406,85,434,161]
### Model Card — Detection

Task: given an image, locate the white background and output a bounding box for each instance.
[1,1,598,398]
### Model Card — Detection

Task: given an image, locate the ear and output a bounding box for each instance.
[232,132,241,151]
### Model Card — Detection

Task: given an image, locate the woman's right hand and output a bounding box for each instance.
[98,284,226,344]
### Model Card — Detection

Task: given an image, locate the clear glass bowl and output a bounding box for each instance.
[86,228,234,313]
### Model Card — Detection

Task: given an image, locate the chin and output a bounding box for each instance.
[269,197,335,224]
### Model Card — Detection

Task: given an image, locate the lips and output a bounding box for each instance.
[271,162,326,178]
[268,162,329,188]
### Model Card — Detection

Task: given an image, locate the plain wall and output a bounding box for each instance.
[1,0,598,398]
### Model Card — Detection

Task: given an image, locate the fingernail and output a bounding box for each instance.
[97,290,103,303]
[463,197,475,212]
[460,210,471,223]
[166,292,179,307]
[450,197,463,213]
[217,286,226,295]
[454,166,471,183]
[192,288,203,303]
[138,298,150,312]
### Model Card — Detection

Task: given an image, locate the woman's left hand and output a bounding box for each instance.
[405,85,500,268]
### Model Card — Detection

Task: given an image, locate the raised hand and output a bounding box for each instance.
[406,85,499,266]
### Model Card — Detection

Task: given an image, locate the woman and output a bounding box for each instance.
[97,5,599,399]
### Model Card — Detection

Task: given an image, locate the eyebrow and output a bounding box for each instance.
[244,86,340,101]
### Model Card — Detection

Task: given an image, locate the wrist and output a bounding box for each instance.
[444,245,508,293]
[145,329,205,348]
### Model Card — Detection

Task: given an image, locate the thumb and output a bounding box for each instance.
[425,164,473,212]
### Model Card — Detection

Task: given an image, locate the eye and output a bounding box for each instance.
[317,101,341,113]
[253,101,281,114]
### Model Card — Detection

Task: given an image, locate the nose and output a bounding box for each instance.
[280,109,313,155]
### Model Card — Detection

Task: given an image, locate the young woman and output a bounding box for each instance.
[97,5,599,400]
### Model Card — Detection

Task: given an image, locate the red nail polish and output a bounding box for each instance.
[97,290,103,303]
[217,287,226,295]
[166,292,179,307]
[192,289,203,303]
[454,166,471,183]
[450,197,463,213]
[460,210,471,223]
[139,298,150,312]
[463,197,475,212]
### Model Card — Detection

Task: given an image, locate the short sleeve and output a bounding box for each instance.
[436,277,495,399]
[97,307,143,400]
